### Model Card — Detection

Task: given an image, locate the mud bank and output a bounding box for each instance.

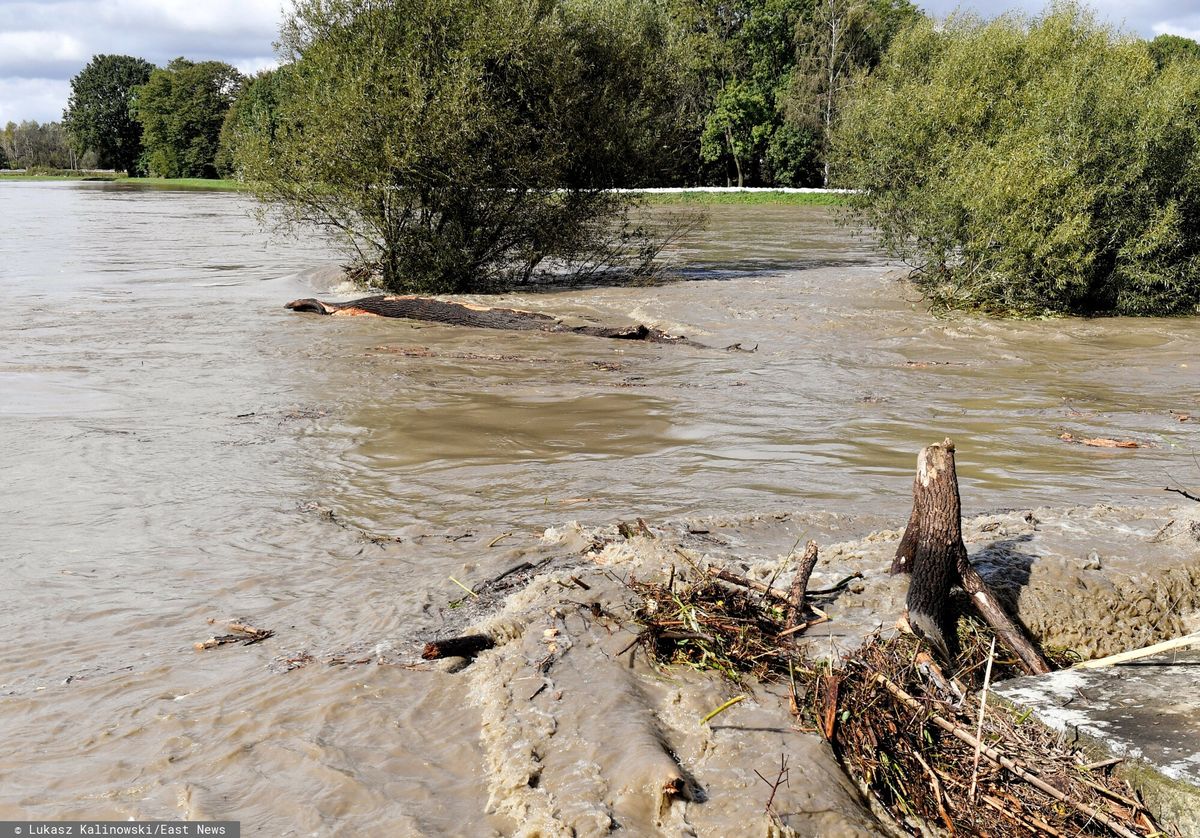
[426,502,1200,835]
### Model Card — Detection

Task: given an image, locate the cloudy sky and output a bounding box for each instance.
[2,0,1199,126]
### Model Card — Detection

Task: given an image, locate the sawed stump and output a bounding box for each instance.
[891,439,1051,675]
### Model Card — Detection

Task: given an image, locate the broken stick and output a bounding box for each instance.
[894,439,1051,675]
[784,540,820,632]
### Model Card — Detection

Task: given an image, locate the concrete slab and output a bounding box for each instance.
[996,650,1200,836]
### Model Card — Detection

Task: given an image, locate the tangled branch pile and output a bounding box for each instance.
[628,570,1166,837]
[628,575,809,681]
[817,631,1161,837]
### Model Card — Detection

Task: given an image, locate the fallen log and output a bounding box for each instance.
[894,438,1051,675]
[286,295,707,346]
[422,634,495,660]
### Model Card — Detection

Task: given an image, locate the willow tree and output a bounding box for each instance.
[833,4,1200,316]
[231,0,693,294]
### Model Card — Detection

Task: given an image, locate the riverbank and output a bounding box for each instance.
[0,172,249,191]
[443,500,1200,835]
[0,173,848,203]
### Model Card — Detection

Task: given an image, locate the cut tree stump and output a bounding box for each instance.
[892,438,1051,675]
[286,295,708,346]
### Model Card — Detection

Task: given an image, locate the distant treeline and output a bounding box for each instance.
[30,0,929,186]
[14,2,1196,190]
[0,120,95,170]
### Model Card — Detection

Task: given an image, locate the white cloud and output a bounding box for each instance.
[0,0,290,121]
[0,31,87,75]
[0,76,71,126]
[234,56,280,77]
[914,0,1199,37]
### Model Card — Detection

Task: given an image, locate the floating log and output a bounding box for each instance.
[895,439,1051,675]
[286,295,706,346]
[421,634,495,660]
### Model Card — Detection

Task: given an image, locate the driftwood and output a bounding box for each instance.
[892,439,1051,675]
[421,634,495,660]
[707,566,792,604]
[286,295,708,346]
[195,622,274,650]
[874,671,1141,838]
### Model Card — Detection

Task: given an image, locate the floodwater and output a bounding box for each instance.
[1,182,1198,835]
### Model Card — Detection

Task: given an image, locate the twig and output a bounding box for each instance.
[1164,485,1200,502]
[487,531,513,547]
[969,636,996,803]
[700,694,746,725]
[448,575,479,598]
[754,754,790,817]
[911,749,955,834]
[807,571,864,596]
[708,565,792,603]
[873,671,1140,838]
[981,794,1062,836]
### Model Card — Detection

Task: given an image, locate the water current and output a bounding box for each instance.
[1,182,1197,835]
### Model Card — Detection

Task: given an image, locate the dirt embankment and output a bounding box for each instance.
[425,503,1200,836]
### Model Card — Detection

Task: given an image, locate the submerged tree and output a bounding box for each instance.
[834,4,1200,316]
[231,0,693,293]
[63,55,155,175]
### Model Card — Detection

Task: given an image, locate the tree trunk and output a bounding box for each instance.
[286,295,710,346]
[725,126,743,188]
[896,439,1052,675]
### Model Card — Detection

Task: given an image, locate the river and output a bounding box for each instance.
[1,182,1197,835]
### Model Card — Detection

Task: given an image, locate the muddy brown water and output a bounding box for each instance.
[2,182,1198,835]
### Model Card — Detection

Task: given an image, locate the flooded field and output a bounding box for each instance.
[1,182,1198,835]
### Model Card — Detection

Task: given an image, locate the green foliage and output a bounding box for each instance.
[701,80,772,186]
[672,0,919,187]
[787,0,922,184]
[134,58,244,178]
[63,55,154,175]
[678,0,814,186]
[235,0,694,293]
[1147,33,1200,70]
[216,70,286,178]
[0,120,81,169]
[833,4,1200,316]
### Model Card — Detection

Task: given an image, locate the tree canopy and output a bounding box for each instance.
[63,54,154,174]
[833,4,1200,316]
[230,0,695,293]
[1,120,81,170]
[134,58,243,178]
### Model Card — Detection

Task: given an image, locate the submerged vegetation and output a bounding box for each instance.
[231,0,698,293]
[14,1,1200,312]
[835,5,1200,316]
